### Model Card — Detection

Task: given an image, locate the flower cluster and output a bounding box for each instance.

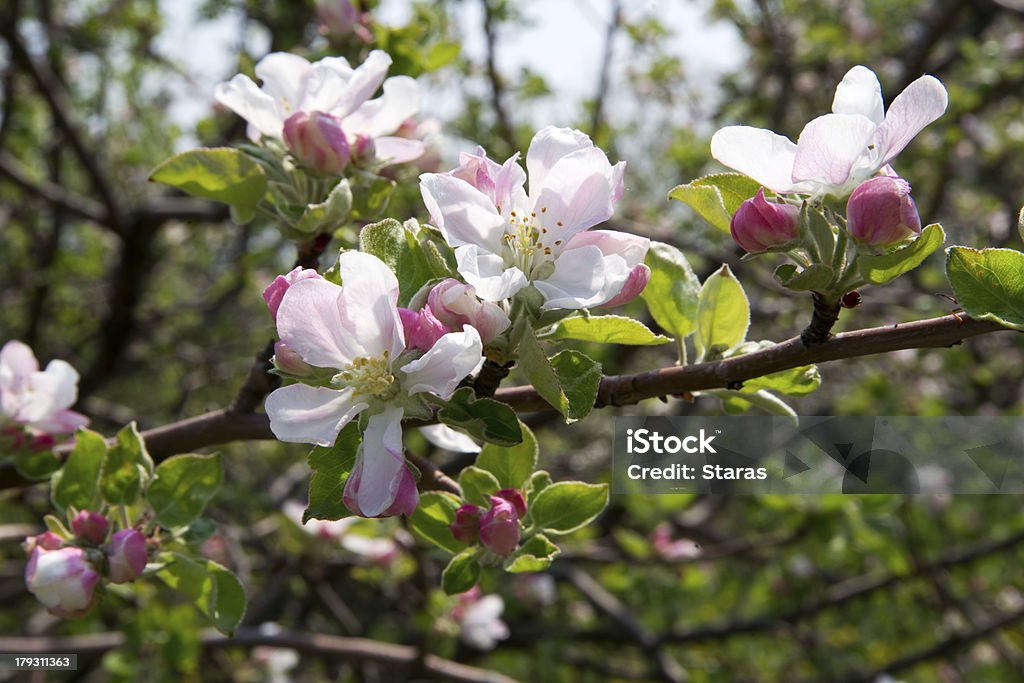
[23,512,147,618]
[449,489,526,556]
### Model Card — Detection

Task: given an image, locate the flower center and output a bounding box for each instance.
[331,351,395,398]
[502,208,563,278]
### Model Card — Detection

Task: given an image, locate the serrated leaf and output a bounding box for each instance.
[529,482,608,535]
[773,264,834,292]
[946,247,1024,331]
[668,173,762,233]
[544,315,672,345]
[409,491,463,553]
[458,466,501,507]
[859,223,945,285]
[442,548,481,594]
[157,554,246,635]
[52,429,107,511]
[100,423,151,505]
[359,219,434,306]
[475,422,537,490]
[504,533,560,573]
[640,241,701,339]
[149,148,267,208]
[147,454,223,529]
[696,265,749,360]
[435,387,522,446]
[304,422,361,523]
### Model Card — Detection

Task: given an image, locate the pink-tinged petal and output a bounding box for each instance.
[400,325,483,398]
[265,384,366,447]
[710,126,802,194]
[276,278,358,368]
[419,174,506,252]
[792,113,876,187]
[374,136,425,164]
[263,267,322,322]
[381,466,419,517]
[336,251,405,360]
[599,264,650,308]
[0,340,39,382]
[71,510,108,545]
[610,161,626,203]
[214,75,286,140]
[342,75,420,138]
[561,229,649,266]
[399,306,448,352]
[876,74,948,166]
[105,529,147,584]
[532,146,619,238]
[347,407,406,517]
[35,408,88,434]
[832,65,884,124]
[454,246,528,302]
[526,126,595,195]
[16,360,80,424]
[322,50,390,118]
[419,424,482,453]
[534,246,631,310]
[427,279,511,344]
[254,52,313,115]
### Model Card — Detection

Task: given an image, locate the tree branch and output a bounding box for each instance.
[481,0,517,155]
[0,150,109,224]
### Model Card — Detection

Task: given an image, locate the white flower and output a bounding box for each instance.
[420,127,648,309]
[264,252,483,517]
[419,424,482,454]
[458,594,510,650]
[0,340,88,435]
[215,50,423,164]
[711,65,947,198]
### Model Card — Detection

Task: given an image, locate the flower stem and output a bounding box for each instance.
[473,359,514,397]
[800,291,842,345]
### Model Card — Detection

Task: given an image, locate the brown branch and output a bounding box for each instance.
[0,628,520,683]
[0,150,109,224]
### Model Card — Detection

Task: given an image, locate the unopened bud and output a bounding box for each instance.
[283,111,351,175]
[105,529,147,584]
[478,496,520,556]
[71,510,109,545]
[25,545,100,618]
[730,188,800,253]
[449,505,482,544]
[350,134,377,167]
[263,267,322,323]
[399,306,448,353]
[273,341,313,377]
[315,0,358,36]
[427,279,510,344]
[846,176,921,247]
[493,489,526,518]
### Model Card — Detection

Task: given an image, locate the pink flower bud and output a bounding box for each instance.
[598,264,651,308]
[846,176,921,247]
[71,510,109,545]
[24,531,64,554]
[493,489,526,518]
[398,306,448,352]
[478,495,520,556]
[350,134,377,167]
[427,279,511,344]
[263,267,322,322]
[343,464,420,518]
[273,341,313,377]
[730,188,800,253]
[283,111,351,175]
[24,545,100,618]
[449,504,482,544]
[105,529,147,584]
[315,0,358,36]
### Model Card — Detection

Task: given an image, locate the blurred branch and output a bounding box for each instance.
[0,628,521,683]
[0,150,109,224]
[589,0,622,142]
[481,0,517,154]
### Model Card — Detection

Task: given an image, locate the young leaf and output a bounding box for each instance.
[458,466,501,507]
[640,241,701,339]
[696,265,750,360]
[304,422,361,523]
[710,388,798,424]
[529,482,609,535]
[147,454,223,529]
[11,450,62,481]
[100,423,152,505]
[410,491,463,553]
[157,553,247,636]
[52,429,107,511]
[359,218,434,306]
[294,179,352,235]
[668,173,762,233]
[149,148,267,209]
[946,247,1024,331]
[517,330,601,423]
[504,534,560,573]
[434,387,522,446]
[773,264,834,292]
[442,548,481,594]
[475,422,538,490]
[543,315,672,346]
[859,223,945,285]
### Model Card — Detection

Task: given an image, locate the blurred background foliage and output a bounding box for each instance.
[1,0,1024,681]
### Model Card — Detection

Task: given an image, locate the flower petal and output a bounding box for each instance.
[265,384,366,446]
[276,278,359,368]
[254,52,313,113]
[710,126,802,194]
[419,424,482,453]
[455,246,528,301]
[324,50,390,119]
[400,325,483,398]
[534,245,632,309]
[419,174,506,252]
[832,65,884,124]
[0,340,38,386]
[791,113,877,188]
[526,126,595,195]
[342,75,420,138]
[532,146,619,239]
[374,136,426,165]
[876,74,948,166]
[336,251,405,360]
[350,407,405,517]
[214,75,284,140]
[561,229,649,266]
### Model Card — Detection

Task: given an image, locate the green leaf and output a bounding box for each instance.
[859,223,945,285]
[475,422,537,490]
[294,179,352,235]
[349,175,395,221]
[359,219,436,307]
[434,387,522,446]
[157,554,246,635]
[725,342,821,396]
[504,533,560,573]
[442,548,481,594]
[668,173,762,233]
[410,491,463,553]
[696,265,749,360]
[149,148,267,209]
[711,388,798,424]
[517,330,602,423]
[100,423,152,505]
[544,315,672,345]
[147,454,223,529]
[424,41,461,70]
[946,247,1024,331]
[773,264,834,292]
[458,466,501,507]
[640,241,701,339]
[529,482,609,535]
[304,422,361,523]
[524,470,553,510]
[52,429,107,511]
[11,449,62,481]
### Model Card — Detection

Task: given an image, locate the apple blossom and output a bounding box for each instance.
[449,504,482,544]
[419,424,482,454]
[282,111,351,175]
[398,305,448,353]
[0,340,88,436]
[264,251,483,517]
[263,267,323,322]
[478,495,520,556]
[846,176,921,246]
[730,188,801,253]
[427,279,510,344]
[105,529,147,584]
[71,510,109,545]
[419,127,649,309]
[711,65,947,198]
[215,50,424,165]
[454,589,510,650]
[24,544,100,618]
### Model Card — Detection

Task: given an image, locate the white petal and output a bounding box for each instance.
[0,340,38,387]
[832,65,884,124]
[526,126,595,195]
[400,326,482,398]
[876,74,948,166]
[560,229,649,266]
[320,51,390,118]
[342,76,420,138]
[791,113,877,188]
[419,174,506,252]
[265,384,366,446]
[535,246,632,309]
[336,251,405,359]
[419,424,482,453]
[455,246,528,301]
[374,137,425,165]
[532,147,618,239]
[710,126,801,194]
[276,278,359,368]
[214,75,284,139]
[254,53,313,113]
[18,360,80,423]
[353,407,406,517]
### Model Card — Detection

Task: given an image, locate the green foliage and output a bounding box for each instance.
[304,422,360,522]
[946,247,1024,330]
[543,314,672,345]
[149,148,267,212]
[358,218,440,306]
[432,387,523,446]
[696,265,750,361]
[156,553,246,636]
[774,263,834,291]
[504,534,559,572]
[518,329,602,423]
[457,466,501,508]
[442,548,481,594]
[640,241,701,340]
[859,224,946,285]
[475,422,538,490]
[294,180,352,235]
[409,491,463,553]
[100,424,152,506]
[528,482,609,535]
[51,429,106,511]
[147,454,223,529]
[668,173,763,233]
